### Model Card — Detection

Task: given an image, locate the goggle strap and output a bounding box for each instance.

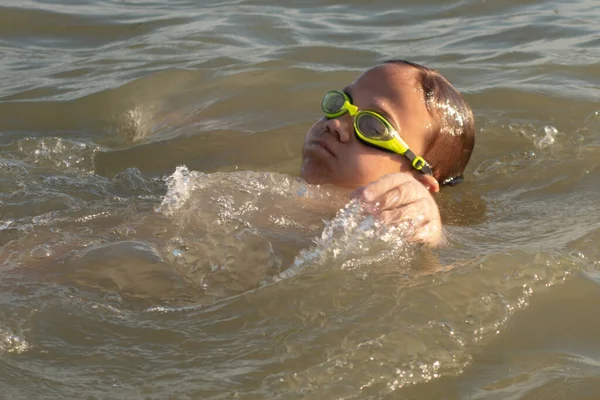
[403,149,433,175]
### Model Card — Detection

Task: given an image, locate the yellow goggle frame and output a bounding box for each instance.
[321,90,432,175]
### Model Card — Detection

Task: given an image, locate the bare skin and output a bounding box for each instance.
[300,63,443,246]
[357,173,443,246]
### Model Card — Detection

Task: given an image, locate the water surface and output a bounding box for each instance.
[1,0,599,398]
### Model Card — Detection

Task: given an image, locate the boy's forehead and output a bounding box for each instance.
[346,63,434,147]
[349,63,420,101]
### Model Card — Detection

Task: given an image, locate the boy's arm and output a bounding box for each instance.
[353,173,444,247]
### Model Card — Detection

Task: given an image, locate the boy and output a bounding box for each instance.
[93,60,474,246]
[301,60,475,246]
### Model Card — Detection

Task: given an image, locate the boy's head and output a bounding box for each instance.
[300,60,475,191]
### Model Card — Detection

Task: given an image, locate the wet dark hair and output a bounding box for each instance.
[384,60,475,186]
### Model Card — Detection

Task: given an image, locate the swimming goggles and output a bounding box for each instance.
[321,90,433,175]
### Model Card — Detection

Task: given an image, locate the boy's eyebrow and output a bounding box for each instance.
[342,86,398,130]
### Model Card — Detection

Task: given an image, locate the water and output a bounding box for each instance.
[1,0,599,398]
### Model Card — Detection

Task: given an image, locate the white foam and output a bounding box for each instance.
[534,125,560,149]
[154,165,201,217]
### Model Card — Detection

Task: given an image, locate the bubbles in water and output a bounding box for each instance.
[29,246,52,259]
[117,226,137,237]
[172,249,183,257]
[166,236,190,261]
[569,250,587,261]
[269,215,303,228]
[103,292,123,304]
[153,228,168,237]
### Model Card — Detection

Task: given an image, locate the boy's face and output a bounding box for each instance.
[300,63,434,189]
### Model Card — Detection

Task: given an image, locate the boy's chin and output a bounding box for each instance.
[300,158,327,185]
[300,158,363,190]
[300,170,326,186]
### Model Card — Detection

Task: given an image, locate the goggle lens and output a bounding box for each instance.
[355,113,394,141]
[321,91,346,114]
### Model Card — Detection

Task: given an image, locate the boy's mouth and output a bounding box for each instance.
[311,139,336,158]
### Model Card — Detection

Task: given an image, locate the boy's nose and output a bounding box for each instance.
[324,115,352,143]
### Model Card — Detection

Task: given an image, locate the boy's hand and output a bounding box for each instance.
[353,173,444,247]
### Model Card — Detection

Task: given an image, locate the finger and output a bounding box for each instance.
[364,178,436,216]
[378,204,429,227]
[412,221,444,247]
[378,196,442,236]
[371,186,425,214]
[380,201,441,228]
[379,208,443,247]
[361,173,417,203]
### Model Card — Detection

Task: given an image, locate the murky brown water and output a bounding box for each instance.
[1,0,599,398]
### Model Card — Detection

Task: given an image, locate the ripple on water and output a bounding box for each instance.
[0,0,599,397]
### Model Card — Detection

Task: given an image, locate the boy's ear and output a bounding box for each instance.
[415,173,440,193]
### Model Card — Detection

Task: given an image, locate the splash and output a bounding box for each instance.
[511,124,562,150]
[14,137,97,172]
[276,198,414,281]
[154,166,202,217]
[154,166,415,284]
[114,104,157,142]
[0,328,30,354]
[534,125,560,149]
